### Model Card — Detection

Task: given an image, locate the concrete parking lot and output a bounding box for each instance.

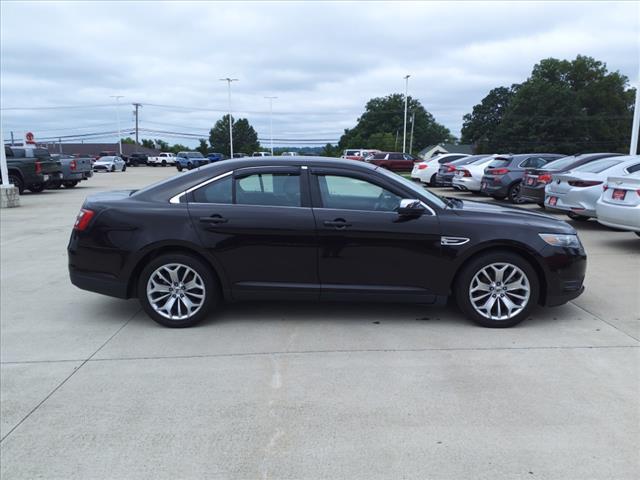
[1,166,638,479]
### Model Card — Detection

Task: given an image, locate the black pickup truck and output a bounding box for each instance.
[2,146,63,193]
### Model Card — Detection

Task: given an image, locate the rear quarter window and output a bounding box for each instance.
[486,159,511,169]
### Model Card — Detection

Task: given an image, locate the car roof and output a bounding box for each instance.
[133,156,377,201]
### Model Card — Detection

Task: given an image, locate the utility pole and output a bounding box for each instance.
[110,95,124,155]
[409,111,415,154]
[10,131,14,145]
[395,129,399,150]
[59,138,63,154]
[133,103,142,150]
[402,74,411,153]
[265,96,277,155]
[630,81,640,155]
[220,78,238,157]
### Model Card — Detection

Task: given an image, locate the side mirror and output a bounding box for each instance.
[397,199,425,216]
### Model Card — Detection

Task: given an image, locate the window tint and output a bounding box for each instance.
[372,153,386,160]
[487,158,511,168]
[236,173,300,207]
[389,153,404,160]
[543,155,579,171]
[626,163,640,173]
[317,175,401,212]
[521,157,547,168]
[573,159,623,173]
[192,176,232,204]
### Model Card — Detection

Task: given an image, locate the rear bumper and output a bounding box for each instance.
[480,182,509,197]
[595,201,640,231]
[435,173,454,187]
[452,176,481,191]
[519,185,545,203]
[69,266,129,299]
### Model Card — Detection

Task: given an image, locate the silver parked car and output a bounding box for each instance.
[596,172,640,236]
[545,155,640,220]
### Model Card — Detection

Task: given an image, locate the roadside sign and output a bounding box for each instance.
[25,132,36,144]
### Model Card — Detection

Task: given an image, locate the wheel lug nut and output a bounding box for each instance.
[492,294,497,298]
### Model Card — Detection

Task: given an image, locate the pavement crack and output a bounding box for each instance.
[569,301,639,342]
[0,308,140,444]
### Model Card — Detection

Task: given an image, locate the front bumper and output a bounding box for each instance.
[539,244,587,306]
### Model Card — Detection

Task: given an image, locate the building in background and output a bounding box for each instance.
[419,143,474,159]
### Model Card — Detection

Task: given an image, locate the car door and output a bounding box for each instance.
[187,166,319,300]
[387,153,405,170]
[309,168,443,302]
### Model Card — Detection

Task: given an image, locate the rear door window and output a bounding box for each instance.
[192,176,232,204]
[235,173,301,207]
[486,158,511,169]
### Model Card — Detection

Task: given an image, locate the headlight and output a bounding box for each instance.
[539,233,581,248]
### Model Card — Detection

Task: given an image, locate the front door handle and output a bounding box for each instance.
[199,215,228,224]
[323,219,351,229]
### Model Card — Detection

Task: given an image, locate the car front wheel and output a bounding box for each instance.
[122,164,127,172]
[455,251,539,328]
[138,253,219,328]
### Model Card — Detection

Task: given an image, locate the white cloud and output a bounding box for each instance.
[1,0,638,145]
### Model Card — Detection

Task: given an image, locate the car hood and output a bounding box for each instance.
[449,199,575,233]
[94,160,114,165]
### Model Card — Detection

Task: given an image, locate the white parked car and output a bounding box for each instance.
[595,172,640,235]
[452,155,498,192]
[280,152,297,156]
[545,155,640,220]
[252,152,271,157]
[93,156,126,172]
[147,152,176,166]
[410,153,470,185]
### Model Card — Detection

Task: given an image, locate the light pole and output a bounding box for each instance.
[630,79,640,155]
[402,74,410,153]
[220,78,238,157]
[110,95,124,155]
[265,96,278,155]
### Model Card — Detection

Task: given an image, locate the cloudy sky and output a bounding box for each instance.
[1,1,638,148]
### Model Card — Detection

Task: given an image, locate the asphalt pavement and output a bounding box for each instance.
[1,165,638,479]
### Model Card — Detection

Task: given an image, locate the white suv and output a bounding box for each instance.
[411,153,470,185]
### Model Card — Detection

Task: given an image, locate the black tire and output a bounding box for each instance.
[455,251,539,328]
[508,181,523,203]
[122,164,127,172]
[138,253,219,328]
[429,174,438,187]
[635,232,640,238]
[187,162,193,170]
[9,174,24,194]
[567,212,590,221]
[177,164,183,172]
[63,181,78,188]
[111,165,116,172]
[28,183,45,193]
[161,160,167,167]
[491,195,506,200]
[538,203,545,209]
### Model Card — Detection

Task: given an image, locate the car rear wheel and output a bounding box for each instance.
[455,251,539,328]
[567,212,589,221]
[187,162,193,170]
[428,174,438,186]
[176,164,183,171]
[122,164,127,172]
[29,183,45,193]
[508,182,523,203]
[9,174,24,194]
[161,160,167,167]
[138,253,219,328]
[63,180,78,188]
[110,165,116,172]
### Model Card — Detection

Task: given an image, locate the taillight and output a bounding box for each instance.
[73,209,95,231]
[418,164,427,170]
[538,173,552,184]
[636,189,640,197]
[568,180,602,187]
[35,161,42,174]
[603,185,609,191]
[445,164,456,172]
[488,168,509,175]
[459,169,471,177]
[70,160,77,171]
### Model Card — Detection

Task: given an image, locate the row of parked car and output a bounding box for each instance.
[2,146,94,194]
[410,152,640,236]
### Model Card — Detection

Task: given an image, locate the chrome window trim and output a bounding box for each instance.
[169,170,233,204]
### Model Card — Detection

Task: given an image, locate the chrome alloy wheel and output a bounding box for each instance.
[146,263,206,321]
[469,262,530,321]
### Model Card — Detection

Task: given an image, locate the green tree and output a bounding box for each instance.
[154,139,170,151]
[209,115,260,156]
[168,143,189,154]
[338,94,453,154]
[121,137,136,145]
[463,56,635,154]
[141,139,155,149]
[460,86,517,152]
[320,143,340,157]
[196,138,210,155]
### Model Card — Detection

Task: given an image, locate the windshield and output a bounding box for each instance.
[187,152,204,158]
[465,155,491,164]
[375,167,447,209]
[573,158,623,173]
[486,158,511,168]
[542,155,580,171]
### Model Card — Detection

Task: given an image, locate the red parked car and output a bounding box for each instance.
[364,152,421,171]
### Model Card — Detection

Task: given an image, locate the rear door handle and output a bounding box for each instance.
[199,215,228,224]
[323,219,351,229]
